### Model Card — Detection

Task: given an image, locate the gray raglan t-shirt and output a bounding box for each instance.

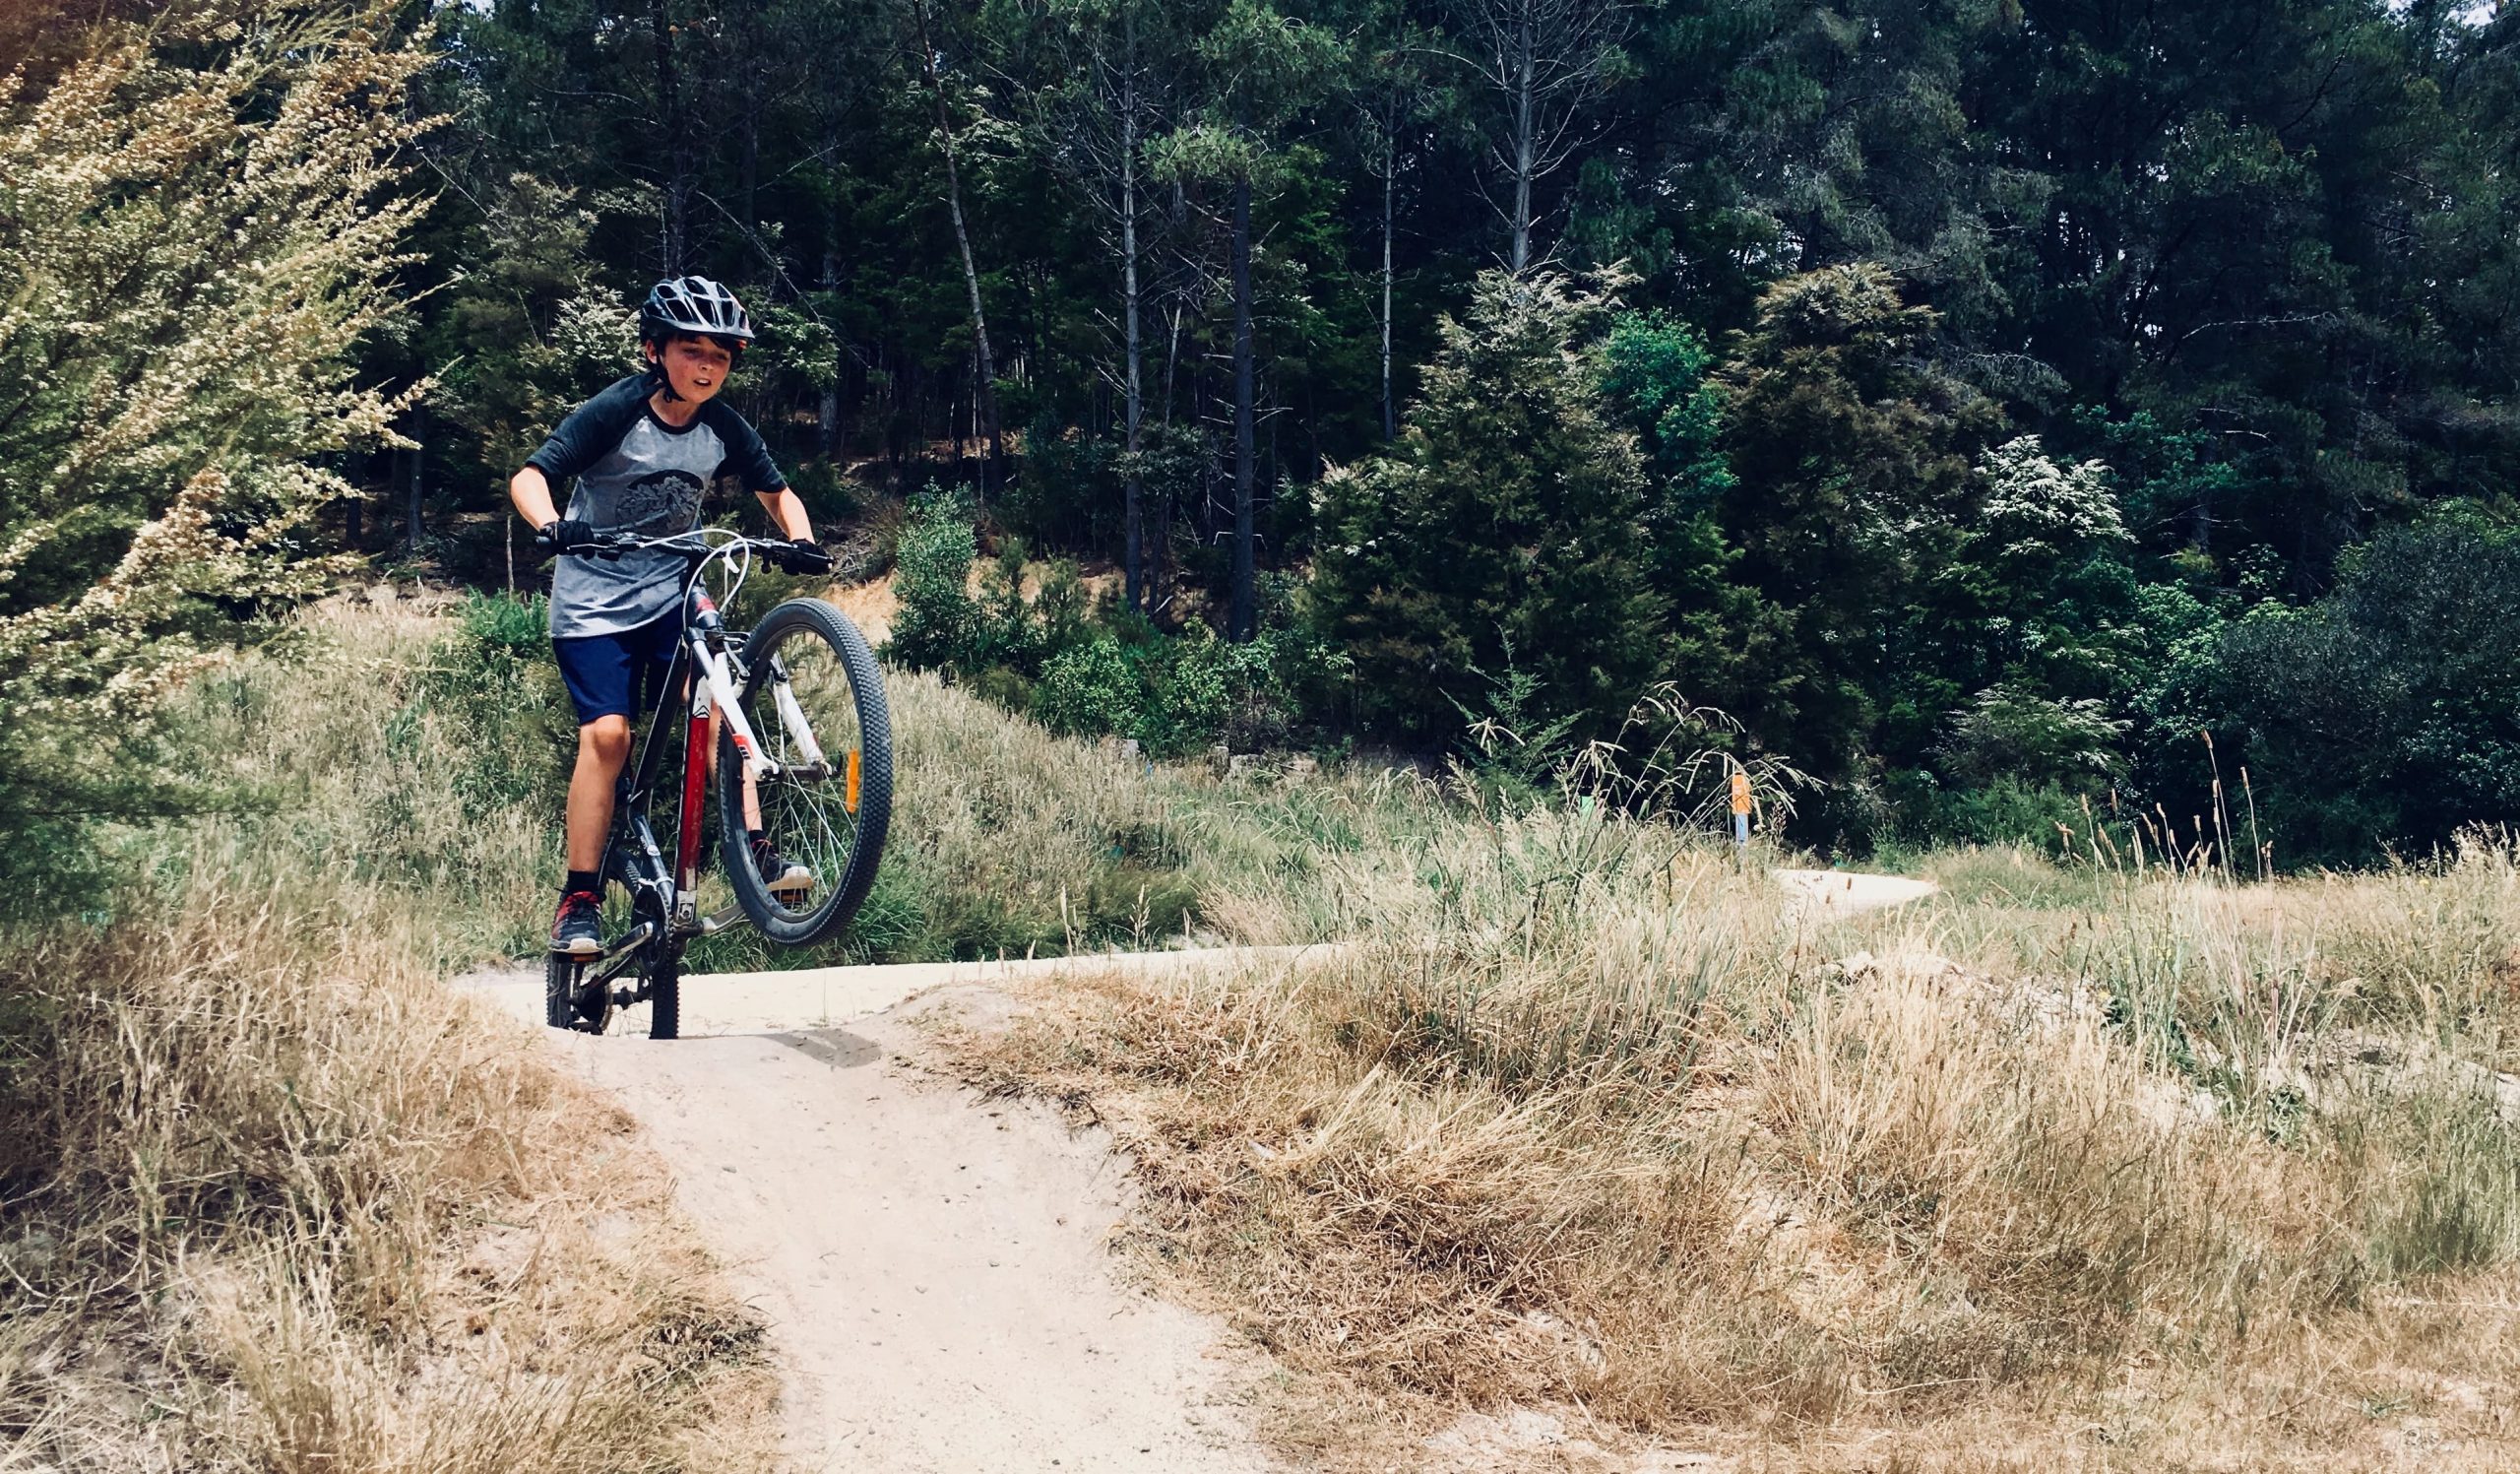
[525,373,788,639]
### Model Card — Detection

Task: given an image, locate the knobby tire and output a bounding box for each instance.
[717,598,893,947]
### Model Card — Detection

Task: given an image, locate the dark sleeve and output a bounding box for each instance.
[702,402,788,494]
[523,375,649,482]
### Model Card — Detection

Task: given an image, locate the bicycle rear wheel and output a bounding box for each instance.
[717,598,893,946]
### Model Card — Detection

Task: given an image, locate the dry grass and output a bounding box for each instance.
[952,771,2520,1468]
[0,591,781,1470]
[24,586,2519,1469]
[859,668,1211,958]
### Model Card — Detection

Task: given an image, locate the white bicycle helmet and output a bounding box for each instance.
[640,276,755,347]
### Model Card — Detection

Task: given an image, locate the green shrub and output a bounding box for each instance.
[1034,635,1141,739]
[885,488,980,673]
[411,593,575,848]
[1311,270,1666,745]
[2214,510,2520,865]
[456,588,549,657]
[1935,775,2090,850]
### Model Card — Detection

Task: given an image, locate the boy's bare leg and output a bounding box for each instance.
[565,715,634,875]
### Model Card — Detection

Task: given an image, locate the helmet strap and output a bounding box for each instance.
[643,342,685,404]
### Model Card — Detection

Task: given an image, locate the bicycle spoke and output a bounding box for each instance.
[750,692,853,917]
[718,598,888,946]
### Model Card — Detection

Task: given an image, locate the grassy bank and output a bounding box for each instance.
[0,582,1292,1467]
[0,593,782,1470]
[335,585,1238,973]
[18,587,2517,1469]
[958,773,2520,1465]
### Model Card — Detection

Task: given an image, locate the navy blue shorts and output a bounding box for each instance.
[554,612,684,726]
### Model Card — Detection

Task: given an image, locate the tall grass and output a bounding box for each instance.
[0,584,1254,1466]
[965,767,2520,1462]
[23,588,2516,1465]
[0,593,780,1469]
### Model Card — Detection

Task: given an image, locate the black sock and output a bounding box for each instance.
[561,868,599,898]
[746,828,766,851]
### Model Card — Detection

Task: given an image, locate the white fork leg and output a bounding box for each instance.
[698,642,776,783]
[769,662,832,771]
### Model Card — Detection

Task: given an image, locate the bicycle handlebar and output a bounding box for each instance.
[542,524,835,583]
[554,528,801,562]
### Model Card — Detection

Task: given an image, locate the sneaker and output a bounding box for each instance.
[550,889,603,956]
[751,838,813,897]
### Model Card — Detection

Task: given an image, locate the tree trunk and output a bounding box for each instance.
[1380,128,1397,441]
[1510,4,1535,274]
[740,100,760,235]
[1120,42,1145,612]
[818,245,843,461]
[404,411,424,548]
[738,5,761,228]
[912,0,1002,502]
[1229,171,1255,643]
[653,0,688,274]
[816,109,845,464]
[1163,300,1183,426]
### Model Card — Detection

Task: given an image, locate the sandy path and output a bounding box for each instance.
[471,955,1296,1472]
[465,875,1930,1470]
[1773,866,1939,915]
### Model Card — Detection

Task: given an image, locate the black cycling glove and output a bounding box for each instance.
[775,539,836,576]
[535,518,597,558]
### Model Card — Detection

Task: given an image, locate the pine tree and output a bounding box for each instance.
[1312,271,1664,743]
[1718,264,2004,781]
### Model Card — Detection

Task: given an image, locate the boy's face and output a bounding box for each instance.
[646,334,736,404]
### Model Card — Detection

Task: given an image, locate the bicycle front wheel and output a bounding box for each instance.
[717,597,893,946]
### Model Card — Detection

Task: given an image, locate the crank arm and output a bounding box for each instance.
[598,921,656,960]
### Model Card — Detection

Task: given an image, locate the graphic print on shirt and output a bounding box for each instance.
[613,468,707,539]
[526,374,788,640]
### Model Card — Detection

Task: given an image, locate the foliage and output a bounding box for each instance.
[885,488,983,673]
[1901,436,2139,778]
[5,0,2512,865]
[1718,264,2004,790]
[1311,270,1665,745]
[2214,512,2520,865]
[422,172,635,483]
[1935,684,2129,791]
[888,491,1334,756]
[1602,309,1731,511]
[0,0,430,875]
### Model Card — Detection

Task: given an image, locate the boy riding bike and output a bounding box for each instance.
[508,276,834,958]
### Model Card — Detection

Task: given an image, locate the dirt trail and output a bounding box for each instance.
[464,875,1933,1470]
[469,953,1299,1472]
[1773,866,1939,915]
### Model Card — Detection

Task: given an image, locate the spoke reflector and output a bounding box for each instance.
[846,749,861,812]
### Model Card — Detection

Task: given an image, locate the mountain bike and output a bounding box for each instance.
[544,528,893,1040]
